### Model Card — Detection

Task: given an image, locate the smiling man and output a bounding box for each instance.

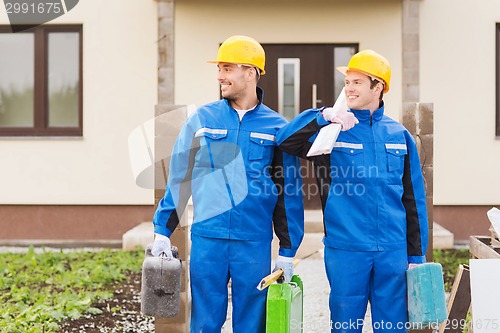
[277,50,429,333]
[151,35,304,333]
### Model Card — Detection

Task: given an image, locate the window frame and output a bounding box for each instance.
[0,24,83,137]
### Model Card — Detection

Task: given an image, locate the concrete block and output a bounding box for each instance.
[418,134,434,167]
[179,262,189,292]
[405,84,420,103]
[154,322,186,333]
[417,103,434,135]
[402,103,417,134]
[304,210,324,233]
[423,165,433,195]
[403,0,420,23]
[154,165,168,190]
[122,222,153,251]
[426,199,434,258]
[426,197,433,220]
[155,189,166,200]
[402,49,419,69]
[433,223,454,249]
[170,227,189,260]
[157,1,174,17]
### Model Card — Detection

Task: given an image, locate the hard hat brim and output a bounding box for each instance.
[336,66,389,93]
[207,60,266,75]
[337,66,383,83]
[337,66,349,75]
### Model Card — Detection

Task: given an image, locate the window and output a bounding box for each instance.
[497,23,500,137]
[0,25,82,136]
[278,58,300,121]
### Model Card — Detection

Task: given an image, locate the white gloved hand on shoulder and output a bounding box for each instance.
[322,107,359,131]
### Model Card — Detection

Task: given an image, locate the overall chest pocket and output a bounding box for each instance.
[330,143,365,182]
[248,132,275,161]
[385,143,407,171]
[195,128,229,168]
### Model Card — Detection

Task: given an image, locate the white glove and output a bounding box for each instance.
[273,256,294,283]
[151,233,173,258]
[322,107,359,131]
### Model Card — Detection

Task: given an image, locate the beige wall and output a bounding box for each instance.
[420,0,500,205]
[174,0,403,120]
[4,0,498,209]
[0,0,157,205]
[176,0,500,207]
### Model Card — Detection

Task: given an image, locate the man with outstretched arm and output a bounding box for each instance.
[277,49,428,333]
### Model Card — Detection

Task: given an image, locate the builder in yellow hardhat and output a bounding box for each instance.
[151,35,304,332]
[277,49,428,332]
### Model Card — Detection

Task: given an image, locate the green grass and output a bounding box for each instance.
[0,246,470,332]
[432,249,473,333]
[432,248,471,292]
[0,247,143,333]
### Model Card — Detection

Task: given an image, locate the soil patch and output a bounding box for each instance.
[58,272,154,333]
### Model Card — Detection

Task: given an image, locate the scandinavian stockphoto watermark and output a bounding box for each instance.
[249,161,377,199]
[128,107,376,227]
[290,318,489,332]
[3,0,79,32]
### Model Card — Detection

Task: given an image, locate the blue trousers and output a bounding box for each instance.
[324,247,408,333]
[189,234,271,333]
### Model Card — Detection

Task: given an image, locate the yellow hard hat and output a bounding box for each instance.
[209,35,266,75]
[337,49,391,93]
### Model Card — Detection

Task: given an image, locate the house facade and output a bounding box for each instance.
[1,0,499,244]
[0,1,157,241]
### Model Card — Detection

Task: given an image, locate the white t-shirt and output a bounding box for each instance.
[235,104,258,121]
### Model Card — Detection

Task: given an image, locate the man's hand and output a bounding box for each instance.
[322,107,358,131]
[273,256,294,283]
[151,233,173,258]
[408,263,421,270]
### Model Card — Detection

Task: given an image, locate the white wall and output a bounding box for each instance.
[174,0,402,121]
[420,0,500,204]
[0,0,157,204]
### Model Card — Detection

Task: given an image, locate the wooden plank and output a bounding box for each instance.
[439,265,471,333]
[491,237,500,248]
[469,236,500,259]
[490,226,499,240]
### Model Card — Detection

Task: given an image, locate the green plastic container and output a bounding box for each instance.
[407,262,447,329]
[266,275,303,333]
